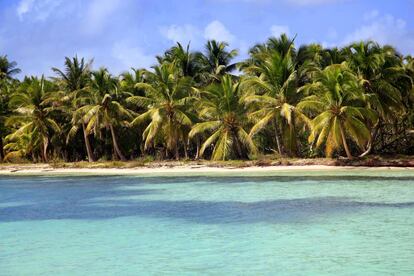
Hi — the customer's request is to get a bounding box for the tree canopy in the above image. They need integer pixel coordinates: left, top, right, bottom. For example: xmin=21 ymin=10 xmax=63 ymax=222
xmin=0 ymin=37 xmax=413 ymax=162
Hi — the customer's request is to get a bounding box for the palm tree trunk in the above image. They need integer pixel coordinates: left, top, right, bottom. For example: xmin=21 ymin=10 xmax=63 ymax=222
xmin=175 ymin=133 xmax=180 ymax=160
xmin=42 ymin=137 xmax=49 ymax=163
xmin=273 ymin=120 xmax=283 ymax=156
xmin=175 ymin=146 xmax=179 ymax=160
xmin=82 ymin=123 xmax=95 ymax=162
xmin=290 ymin=114 xmax=298 ymax=157
xmin=234 ymin=133 xmax=243 ymax=159
xmin=184 ymin=141 xmax=188 ymax=159
xmin=359 ymin=124 xmax=379 ymax=157
xmin=339 ymin=122 xmax=353 ymax=159
xmin=195 ymin=138 xmax=200 ymax=160
xmin=109 ymin=124 xmax=126 ymax=161
xmin=0 ymin=137 xmax=4 ymax=162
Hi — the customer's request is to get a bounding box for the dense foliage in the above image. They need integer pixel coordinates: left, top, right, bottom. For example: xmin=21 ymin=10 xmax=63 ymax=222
xmin=0 ymin=35 xmax=413 ymax=162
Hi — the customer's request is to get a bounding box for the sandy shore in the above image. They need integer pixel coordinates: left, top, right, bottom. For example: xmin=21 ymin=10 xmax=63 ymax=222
xmin=0 ymin=164 xmax=413 ymax=176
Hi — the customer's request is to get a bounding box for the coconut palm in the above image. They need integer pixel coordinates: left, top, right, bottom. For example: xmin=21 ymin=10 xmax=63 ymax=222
xmin=296 ymin=43 xmax=324 ymax=68
xmin=5 ymin=76 xmax=60 ymax=161
xmin=242 ymin=48 xmax=307 ymax=156
xmin=298 ymin=63 xmax=376 ymax=158
xmin=0 ymin=79 xmax=14 ymax=160
xmin=0 ymin=56 xmax=21 ymax=160
xmin=404 ymin=56 xmax=414 ymax=112
xmin=0 ymin=55 xmax=21 ymax=81
xmin=200 ymin=40 xmax=238 ymax=83
xmin=249 ymin=34 xmax=296 ymax=61
xmin=75 ymin=68 xmax=132 ymax=161
xmin=157 ymin=42 xmax=204 ymax=80
xmin=345 ymin=42 xmax=404 ymax=118
xmin=189 ymin=75 xmax=257 ymax=160
xmin=0 ymin=36 xmax=412 ymax=162
xmin=243 ymin=34 xmax=312 ymax=85
xmin=127 ymin=63 xmax=195 ymax=159
xmin=322 ymin=47 xmax=346 ymax=66
xmin=345 ymin=42 xmax=408 ymax=156
xmin=119 ymin=68 xmax=147 ymax=96
xmin=52 ymin=56 xmax=95 ymax=161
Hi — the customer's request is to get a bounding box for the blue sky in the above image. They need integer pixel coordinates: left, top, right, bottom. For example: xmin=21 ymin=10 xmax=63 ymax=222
xmin=0 ymin=0 xmax=413 ymax=77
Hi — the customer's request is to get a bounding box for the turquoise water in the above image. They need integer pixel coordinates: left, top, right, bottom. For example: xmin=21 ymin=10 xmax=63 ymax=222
xmin=1 ymin=171 xmax=414 ymax=275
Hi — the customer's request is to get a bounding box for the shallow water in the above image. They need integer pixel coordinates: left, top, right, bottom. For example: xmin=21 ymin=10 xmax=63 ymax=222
xmin=1 ymin=171 xmax=414 ymax=275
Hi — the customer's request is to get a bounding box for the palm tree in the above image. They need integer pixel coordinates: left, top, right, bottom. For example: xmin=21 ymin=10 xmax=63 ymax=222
xmin=0 ymin=56 xmax=21 ymax=161
xmin=200 ymin=40 xmax=238 ymax=83
xmin=298 ymin=63 xmax=376 ymax=158
xmin=127 ymin=63 xmax=195 ymax=159
xmin=242 ymin=48 xmax=307 ymax=156
xmin=249 ymin=34 xmax=296 ymax=61
xmin=0 ymin=55 xmax=21 ymax=81
xmin=0 ymin=79 xmax=13 ymax=161
xmin=157 ymin=42 xmax=204 ymax=80
xmin=345 ymin=42 xmax=408 ymax=156
xmin=403 ymin=55 xmax=414 ymax=135
xmin=119 ymin=68 xmax=147 ymax=96
xmin=296 ymin=43 xmax=324 ymax=68
xmin=52 ymin=56 xmax=95 ymax=161
xmin=189 ymin=75 xmax=257 ymax=160
xmin=75 ymin=68 xmax=132 ymax=161
xmin=322 ymin=47 xmax=346 ymax=66
xmin=5 ymin=76 xmax=60 ymax=162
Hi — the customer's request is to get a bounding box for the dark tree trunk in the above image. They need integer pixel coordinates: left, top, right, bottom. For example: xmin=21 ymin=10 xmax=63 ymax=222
xmin=174 ymin=136 xmax=180 ymax=160
xmin=195 ymin=138 xmax=200 ymax=160
xmin=42 ymin=137 xmax=49 ymax=163
xmin=359 ymin=124 xmax=379 ymax=157
xmin=175 ymin=146 xmax=179 ymax=160
xmin=0 ymin=137 xmax=4 ymax=162
xmin=339 ymin=122 xmax=353 ymax=159
xmin=234 ymin=133 xmax=243 ymax=159
xmin=109 ymin=124 xmax=126 ymax=161
xmin=82 ymin=123 xmax=95 ymax=162
xmin=273 ymin=120 xmax=283 ymax=156
xmin=184 ymin=141 xmax=188 ymax=159
xmin=289 ymin=114 xmax=298 ymax=157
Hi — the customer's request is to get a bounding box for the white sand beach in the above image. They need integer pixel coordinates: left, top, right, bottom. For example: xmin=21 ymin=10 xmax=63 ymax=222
xmin=0 ymin=164 xmax=413 ymax=176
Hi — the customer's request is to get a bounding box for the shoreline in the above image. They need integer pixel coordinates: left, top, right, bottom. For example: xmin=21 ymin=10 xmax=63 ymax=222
xmin=1 ymin=163 xmax=414 ymax=176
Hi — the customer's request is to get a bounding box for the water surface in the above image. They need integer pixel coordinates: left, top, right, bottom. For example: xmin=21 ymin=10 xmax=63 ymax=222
xmin=1 ymin=171 xmax=414 ymax=275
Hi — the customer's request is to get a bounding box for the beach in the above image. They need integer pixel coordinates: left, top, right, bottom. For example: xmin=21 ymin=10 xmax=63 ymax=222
xmin=1 ymin=163 xmax=413 ymax=176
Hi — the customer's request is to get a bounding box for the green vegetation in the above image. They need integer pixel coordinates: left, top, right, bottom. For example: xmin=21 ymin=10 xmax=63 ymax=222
xmin=0 ymin=35 xmax=413 ymax=163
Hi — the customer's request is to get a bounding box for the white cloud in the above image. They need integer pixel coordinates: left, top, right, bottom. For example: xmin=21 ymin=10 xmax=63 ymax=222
xmin=160 ymin=20 xmax=243 ymax=64
xmin=112 ymin=41 xmax=155 ymax=72
xmin=160 ymin=24 xmax=201 ymax=45
xmin=320 ymin=41 xmax=336 ymax=48
xmin=16 ymin=0 xmax=119 ymax=25
xmin=17 ymin=0 xmax=35 ymax=19
xmin=84 ymin=0 xmax=122 ymax=34
xmin=160 ymin=20 xmax=237 ymax=46
xmin=16 ymin=0 xmax=65 ymax=21
xmin=270 ymin=25 xmax=290 ymax=37
xmin=204 ymin=20 xmax=235 ymax=43
xmin=363 ymin=9 xmax=379 ymax=21
xmin=342 ymin=13 xmax=414 ymax=54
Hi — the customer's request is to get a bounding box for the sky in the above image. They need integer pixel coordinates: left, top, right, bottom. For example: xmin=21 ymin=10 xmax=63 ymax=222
xmin=0 ymin=0 xmax=413 ymax=77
